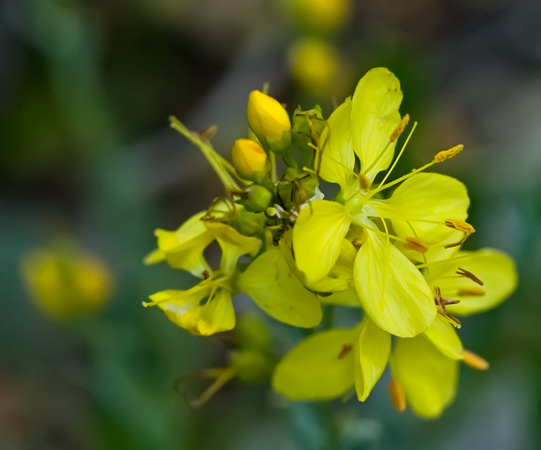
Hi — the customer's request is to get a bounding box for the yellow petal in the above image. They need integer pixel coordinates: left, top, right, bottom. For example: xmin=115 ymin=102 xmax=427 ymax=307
xmin=354 ymin=317 xmax=391 ymax=401
xmin=307 ymin=239 xmax=356 ymax=293
xmin=375 ymin=173 xmax=470 ymax=262
xmin=354 ymin=230 xmax=436 ymax=337
xmin=319 ymin=289 xmax=360 ymax=307
xmin=293 ymin=200 xmax=351 ymax=285
xmin=155 ymin=211 xmax=214 ymax=277
xmin=318 ymin=99 xmax=355 ymax=189
xmin=350 ymin=67 xmax=402 ymax=182
xmin=197 ymin=289 xmax=236 ymax=336
xmin=425 ymin=248 xmax=517 ymax=316
xmin=143 ymin=248 xmax=166 ymax=265
xmin=391 ymin=334 xmax=459 ymax=419
xmin=423 ymin=315 xmax=463 ymax=360
xmin=272 ymin=329 xmax=355 ymax=400
xmin=237 ymin=249 xmax=322 ymax=328
xmin=204 ymin=221 xmax=261 ymax=274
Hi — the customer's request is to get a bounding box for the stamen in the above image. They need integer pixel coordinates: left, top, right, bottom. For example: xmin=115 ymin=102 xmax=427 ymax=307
xmin=433 ymin=144 xmax=464 ymax=163
xmin=403 ymin=236 xmax=428 ymax=253
xmin=456 ymin=268 xmax=484 ymax=286
xmin=457 ymin=286 xmax=485 ymax=297
xmin=338 ymin=344 xmax=353 ymax=359
xmin=462 ymin=350 xmax=489 ymax=371
xmin=390 ymin=114 xmax=410 ymax=142
xmin=202 ymin=270 xmax=210 ymax=280
xmin=434 ymin=286 xmax=462 ymax=327
xmin=389 ymin=379 xmax=406 ymax=412
xmin=358 ymin=173 xmax=371 ymax=190
xmin=189 ymin=366 xmax=236 ymax=408
xmin=445 ymin=219 xmax=475 ymax=234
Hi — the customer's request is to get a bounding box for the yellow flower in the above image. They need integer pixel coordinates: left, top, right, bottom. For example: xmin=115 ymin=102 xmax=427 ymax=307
xmin=247 ymin=90 xmax=291 ymax=144
xmin=230 ymin=138 xmax=268 ymax=181
xmin=273 ymin=248 xmax=517 ymax=417
xmin=288 ymin=0 xmax=351 ymax=34
xmin=21 ymin=243 xmax=112 ymax=320
xmin=288 ymin=38 xmax=344 ymax=95
xmin=293 ymin=67 xmax=472 ymax=338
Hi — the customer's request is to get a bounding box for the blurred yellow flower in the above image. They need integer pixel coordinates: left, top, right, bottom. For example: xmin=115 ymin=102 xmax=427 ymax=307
xmin=288 ymin=0 xmax=351 ymax=34
xmin=289 ymin=38 xmax=344 ymax=95
xmin=21 ymin=243 xmax=112 ymax=320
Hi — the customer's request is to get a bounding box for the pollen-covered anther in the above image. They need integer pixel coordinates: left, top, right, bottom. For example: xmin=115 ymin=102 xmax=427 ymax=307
xmin=463 ymin=350 xmax=489 ymax=371
xmin=338 ymin=344 xmax=353 ymax=359
xmin=390 ymin=114 xmax=410 ymax=142
xmin=433 ymin=144 xmax=464 ymax=163
xmin=389 ymin=379 xmax=406 ymax=412
xmin=457 ymin=286 xmax=485 ymax=297
xmin=403 ymin=236 xmax=428 ymax=253
xmin=456 ymin=268 xmax=484 ymax=286
xmin=358 ymin=173 xmax=371 ymax=190
xmin=444 ymin=219 xmax=475 ymax=234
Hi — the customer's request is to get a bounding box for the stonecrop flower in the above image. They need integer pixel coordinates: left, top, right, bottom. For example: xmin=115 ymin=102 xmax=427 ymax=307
xmin=144 ymin=66 xmax=517 ymax=419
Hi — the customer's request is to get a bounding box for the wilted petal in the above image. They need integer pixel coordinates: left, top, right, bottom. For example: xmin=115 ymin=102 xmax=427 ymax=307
xmin=350 ymin=68 xmax=402 ymax=182
xmin=354 ymin=317 xmax=391 ymax=401
xmin=272 ymin=329 xmax=355 ymax=400
xmin=293 ymin=200 xmax=351 ymax=285
xmin=391 ymin=334 xmax=459 ymax=419
xmin=354 ymin=230 xmax=436 ymax=337
xmin=237 ymin=249 xmax=322 ymax=328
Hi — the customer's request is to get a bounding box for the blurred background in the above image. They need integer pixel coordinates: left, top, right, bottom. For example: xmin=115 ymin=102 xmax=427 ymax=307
xmin=1 ymin=0 xmax=540 ymax=449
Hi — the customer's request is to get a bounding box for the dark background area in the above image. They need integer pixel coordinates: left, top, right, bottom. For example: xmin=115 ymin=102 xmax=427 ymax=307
xmin=1 ymin=0 xmax=540 ymax=449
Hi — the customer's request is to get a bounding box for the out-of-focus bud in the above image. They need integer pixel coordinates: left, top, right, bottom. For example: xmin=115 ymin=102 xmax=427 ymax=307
xmin=242 ymin=184 xmax=272 ymax=213
xmin=21 ymin=243 xmax=112 ymax=320
xmin=231 ymin=138 xmax=268 ymax=181
xmin=230 ymin=349 xmax=273 ymax=384
xmin=289 ymin=38 xmax=343 ymax=96
xmin=234 ymin=314 xmax=271 ymax=350
xmin=289 ymin=0 xmax=351 ymax=34
xmin=247 ymin=90 xmax=291 ymax=144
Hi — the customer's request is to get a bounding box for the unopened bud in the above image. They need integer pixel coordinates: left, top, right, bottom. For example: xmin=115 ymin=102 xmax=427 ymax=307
xmin=231 ymin=139 xmax=268 ymax=180
xmin=247 ymin=90 xmax=291 ymax=143
xmin=242 ymin=184 xmax=272 ymax=213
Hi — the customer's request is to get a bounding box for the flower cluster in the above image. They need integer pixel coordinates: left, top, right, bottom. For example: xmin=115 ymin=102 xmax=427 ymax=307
xmin=145 ymin=68 xmax=517 ymax=418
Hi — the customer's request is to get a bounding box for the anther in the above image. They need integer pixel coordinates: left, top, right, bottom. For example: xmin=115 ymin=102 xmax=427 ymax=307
xmin=403 ymin=236 xmax=428 ymax=253
xmin=434 ymin=286 xmax=462 ymax=327
xmin=338 ymin=344 xmax=353 ymax=359
xmin=445 ymin=219 xmax=475 ymax=234
xmin=359 ymin=173 xmax=371 ymax=190
xmin=457 ymin=286 xmax=485 ymax=297
xmin=389 ymin=379 xmax=406 ymax=412
xmin=462 ymin=350 xmax=489 ymax=371
xmin=456 ymin=268 xmax=484 ymax=286
xmin=433 ymin=144 xmax=464 ymax=163
xmin=202 ymin=270 xmax=210 ymax=280
xmin=198 ymin=125 xmax=218 ymax=141
xmin=390 ymin=114 xmax=410 ymax=143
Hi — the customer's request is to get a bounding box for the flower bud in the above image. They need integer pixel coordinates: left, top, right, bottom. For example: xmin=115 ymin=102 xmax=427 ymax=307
xmin=289 ymin=0 xmax=351 ymax=34
xmin=230 ymin=349 xmax=272 ymax=384
xmin=231 ymin=138 xmax=268 ymax=180
xmin=247 ymin=90 xmax=291 ymax=143
xmin=21 ymin=243 xmax=112 ymax=320
xmin=242 ymin=184 xmax=272 ymax=213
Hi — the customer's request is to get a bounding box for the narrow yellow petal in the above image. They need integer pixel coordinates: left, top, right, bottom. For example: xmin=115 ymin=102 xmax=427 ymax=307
xmin=293 ymin=200 xmax=351 ymax=285
xmin=155 ymin=211 xmax=214 ymax=277
xmin=354 ymin=231 xmax=436 ymax=337
xmin=391 ymin=334 xmax=459 ymax=419
xmin=425 ymin=248 xmax=517 ymax=316
xmin=423 ymin=315 xmax=463 ymax=360
xmin=350 ymin=68 xmax=403 ymax=182
xmin=204 ymin=221 xmax=261 ymax=274
xmin=354 ymin=317 xmax=391 ymax=401
xmin=318 ymin=99 xmax=355 ymax=189
xmin=307 ymin=239 xmax=356 ymax=293
xmin=272 ymin=329 xmax=355 ymax=400
xmin=197 ymin=289 xmax=236 ymax=336
xmin=237 ymin=249 xmax=322 ymax=328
